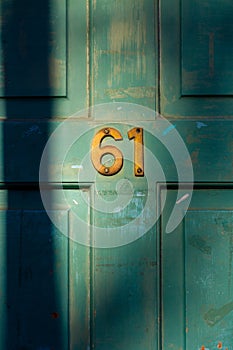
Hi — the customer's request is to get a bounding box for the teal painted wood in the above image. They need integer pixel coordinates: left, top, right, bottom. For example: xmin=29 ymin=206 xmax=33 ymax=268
xmin=0 ymin=191 xmax=69 ymax=349
xmin=1 ymin=119 xmax=233 ymax=183
xmin=182 ymin=1 xmax=233 ymax=96
xmin=0 ymin=188 xmax=93 ymax=349
xmin=161 ymin=189 xmax=233 ymax=350
xmin=2 ymin=0 xmax=233 ymax=349
xmin=160 ymin=0 xmax=233 ymax=117
xmin=91 ymin=0 xmax=157 ymax=109
xmin=92 ymin=231 xmax=157 ymax=350
xmin=0 ymin=0 xmax=88 ymax=118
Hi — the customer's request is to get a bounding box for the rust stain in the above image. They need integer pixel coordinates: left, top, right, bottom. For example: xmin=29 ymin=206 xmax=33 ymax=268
xmin=186 ymin=134 xmax=201 ymax=145
xmin=190 ymin=149 xmax=199 ymax=165
xmin=217 ymin=342 xmax=222 ymax=349
xmin=51 ymin=312 xmax=59 ymax=319
xmin=201 ymin=346 xmax=205 ymax=350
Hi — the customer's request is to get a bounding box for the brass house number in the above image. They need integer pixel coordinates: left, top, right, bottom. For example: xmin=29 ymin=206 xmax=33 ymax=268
xmin=91 ymin=127 xmax=144 ymax=176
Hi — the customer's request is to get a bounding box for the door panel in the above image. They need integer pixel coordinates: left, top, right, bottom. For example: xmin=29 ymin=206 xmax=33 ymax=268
xmin=92 ymin=231 xmax=157 ymax=350
xmin=0 ymin=187 xmax=91 ymax=349
xmin=182 ymin=1 xmax=233 ymax=96
xmin=0 ymin=0 xmax=88 ymax=118
xmin=91 ymin=0 xmax=157 ymax=109
xmin=161 ymin=188 xmax=233 ymax=350
xmin=160 ymin=0 xmax=233 ymax=116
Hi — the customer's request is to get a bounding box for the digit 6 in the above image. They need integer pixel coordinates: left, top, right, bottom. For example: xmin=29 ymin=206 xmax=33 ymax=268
xmin=91 ymin=127 xmax=123 ymax=176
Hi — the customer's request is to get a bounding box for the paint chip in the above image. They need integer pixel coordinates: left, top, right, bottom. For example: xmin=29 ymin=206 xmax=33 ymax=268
xmin=176 ymin=193 xmax=190 ymax=204
xmin=71 ymin=165 xmax=83 ymax=169
xmin=162 ymin=124 xmax=176 ymax=136
xmin=196 ymin=122 xmax=207 ymax=129
xmin=23 ymin=125 xmax=42 ymax=137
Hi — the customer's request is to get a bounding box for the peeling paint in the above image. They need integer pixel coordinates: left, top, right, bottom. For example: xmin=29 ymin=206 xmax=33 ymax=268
xmin=196 ymin=121 xmax=208 ymax=129
xmin=23 ymin=125 xmax=42 ymax=137
xmin=108 ymin=1 xmax=147 ymax=85
xmin=105 ymin=86 xmax=155 ymax=99
xmin=49 ymin=56 xmax=66 ymax=90
xmin=71 ymin=165 xmax=83 ymax=169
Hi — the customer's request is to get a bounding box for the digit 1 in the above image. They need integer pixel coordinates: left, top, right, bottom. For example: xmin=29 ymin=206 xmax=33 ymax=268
xmin=128 ymin=127 xmax=144 ymax=177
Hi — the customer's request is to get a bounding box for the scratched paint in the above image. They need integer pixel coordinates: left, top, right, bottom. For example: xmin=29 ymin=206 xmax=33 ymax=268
xmin=49 ymin=57 xmax=66 ymax=91
xmin=107 ymin=0 xmax=147 ymax=86
xmin=204 ymin=301 xmax=233 ymax=326
xmin=176 ymin=193 xmax=189 ymax=204
xmin=188 ymin=235 xmax=211 ymax=255
xmin=196 ymin=122 xmax=208 ymax=129
xmin=22 ymin=125 xmax=42 ymax=137
xmin=105 ymin=86 xmax=155 ymax=99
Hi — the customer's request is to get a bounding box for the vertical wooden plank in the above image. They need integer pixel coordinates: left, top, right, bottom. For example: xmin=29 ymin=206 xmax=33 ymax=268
xmin=92 ymin=231 xmax=157 ymax=350
xmin=91 ymin=0 xmax=157 ymax=109
xmin=5 ymin=210 xmax=21 ymax=350
xmin=162 ymin=189 xmax=233 ymax=350
xmin=69 ymin=189 xmax=91 ymax=350
xmin=19 ymin=210 xmax=68 ymax=349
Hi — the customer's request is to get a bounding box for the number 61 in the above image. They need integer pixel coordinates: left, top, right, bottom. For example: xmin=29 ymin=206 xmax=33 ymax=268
xmin=91 ymin=127 xmax=144 ymax=177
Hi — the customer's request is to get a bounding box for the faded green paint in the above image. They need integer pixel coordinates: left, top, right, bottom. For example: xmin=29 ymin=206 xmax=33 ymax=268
xmin=0 ymin=0 xmax=88 ymax=119
xmin=91 ymin=0 xmax=157 ymax=108
xmin=1 ymin=0 xmax=233 ymax=349
xmin=162 ymin=190 xmax=233 ymax=350
xmin=204 ymin=302 xmax=233 ymax=327
xmin=160 ymin=0 xmax=233 ymax=117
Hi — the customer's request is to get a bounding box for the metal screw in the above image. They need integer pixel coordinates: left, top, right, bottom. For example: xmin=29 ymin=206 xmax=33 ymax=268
xmin=104 ymin=128 xmax=110 ymax=134
xmin=104 ymin=167 xmax=109 ymax=173
xmin=136 ymin=128 xmax=141 ymax=133
xmin=137 ymin=167 xmax=142 ymax=173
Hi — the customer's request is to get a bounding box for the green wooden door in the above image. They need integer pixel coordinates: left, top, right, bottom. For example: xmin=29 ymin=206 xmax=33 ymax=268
xmin=160 ymin=0 xmax=233 ymax=349
xmin=1 ymin=0 xmax=233 ymax=349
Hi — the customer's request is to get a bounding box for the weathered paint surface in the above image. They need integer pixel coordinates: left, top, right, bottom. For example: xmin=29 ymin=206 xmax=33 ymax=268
xmin=1 ymin=0 xmax=233 ymax=349
xmin=91 ymin=0 xmax=156 ymax=108
xmin=160 ymin=0 xmax=233 ymax=116
xmin=162 ymin=189 xmax=233 ymax=350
